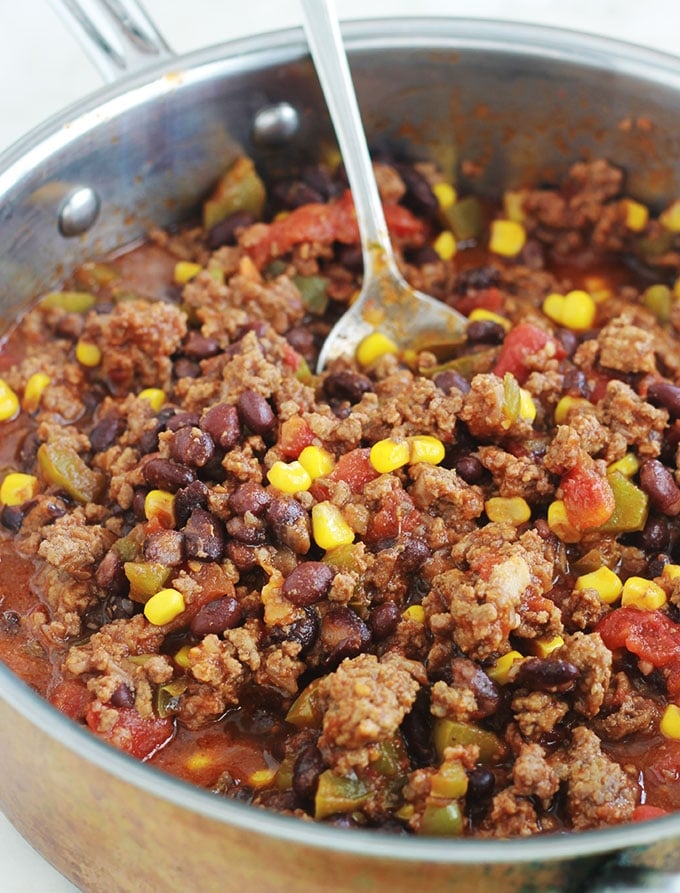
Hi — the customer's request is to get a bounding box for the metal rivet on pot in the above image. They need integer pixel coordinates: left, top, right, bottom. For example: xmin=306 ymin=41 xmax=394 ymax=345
xmin=58 ymin=186 xmax=101 ymax=237
xmin=252 ymin=102 xmax=300 ymax=147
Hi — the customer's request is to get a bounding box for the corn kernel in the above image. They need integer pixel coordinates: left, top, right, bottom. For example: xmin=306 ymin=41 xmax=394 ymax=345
xmin=485 ymin=496 xmax=531 ymax=526
xmin=174 ymin=644 xmax=192 ymax=669
xmin=663 ymin=564 xmax=680 ymax=581
xmin=298 ymin=445 xmax=335 ymax=479
xmin=403 ymin=604 xmax=426 ymax=623
xmin=621 ymin=576 xmax=667 ymax=610
xmin=138 ymin=388 xmax=166 ymax=412
xmin=311 ymin=501 xmax=355 ymax=550
xmin=22 ymin=372 xmax=51 ymax=413
xmin=186 ymin=752 xmax=213 ymax=772
xmin=248 ymin=768 xmax=277 ymax=788
xmin=144 ymin=587 xmax=186 ymax=626
xmin=0 ymin=379 xmax=20 ymax=422
xmin=173 ymin=261 xmax=202 ymax=284
xmin=607 ymin=453 xmax=640 ymax=478
xmin=0 ymin=472 xmax=39 ymax=506
xmin=554 ymin=395 xmax=591 ymax=425
xmin=144 ymin=489 xmax=175 ymax=527
xmin=643 ymin=284 xmax=672 ymax=322
xmin=370 ymin=438 xmax=410 ymax=474
xmin=528 ymin=635 xmax=565 ymax=658
xmin=487 ymin=650 xmax=524 ymax=685
xmin=519 ymin=388 xmax=536 ymax=423
xmin=547 ymin=500 xmax=582 ymax=543
xmin=433 ymin=230 xmax=457 ymax=262
xmin=623 ymin=199 xmax=649 ymax=232
xmin=468 ymin=308 xmax=511 ymax=332
xmin=582 ymin=274 xmax=613 ymax=304
xmin=408 ymin=435 xmax=446 ymax=466
xmin=660 ymin=704 xmax=680 ymax=740
xmin=660 ymin=199 xmax=680 ymax=233
xmin=489 ymin=219 xmax=526 ymax=257
xmin=433 ymin=182 xmax=457 ymax=210
xmin=356 ymin=331 xmax=399 ymax=367
xmin=575 ymin=566 xmax=623 ymax=605
xmin=396 ymin=803 xmax=415 ymax=820
xmin=543 ymin=290 xmax=596 ymax=331
xmin=75 ymin=340 xmax=102 ymax=367
xmin=267 ymin=460 xmax=312 ymax=494
xmin=674 ymin=277 xmax=680 ymax=300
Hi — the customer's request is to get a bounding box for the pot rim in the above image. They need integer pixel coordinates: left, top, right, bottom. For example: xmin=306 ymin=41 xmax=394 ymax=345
xmin=3 ymin=14 xmax=680 ymax=864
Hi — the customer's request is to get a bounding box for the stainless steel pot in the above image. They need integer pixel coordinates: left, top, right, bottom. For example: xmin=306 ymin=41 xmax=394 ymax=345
xmin=2 ymin=4 xmax=680 ymax=891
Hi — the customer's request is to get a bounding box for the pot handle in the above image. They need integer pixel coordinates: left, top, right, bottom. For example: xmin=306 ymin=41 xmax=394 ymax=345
xmin=46 ymin=0 xmax=174 ymax=83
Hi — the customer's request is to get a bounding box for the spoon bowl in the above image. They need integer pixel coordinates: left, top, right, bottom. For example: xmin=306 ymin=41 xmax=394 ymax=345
xmin=300 ymin=0 xmax=468 ymax=371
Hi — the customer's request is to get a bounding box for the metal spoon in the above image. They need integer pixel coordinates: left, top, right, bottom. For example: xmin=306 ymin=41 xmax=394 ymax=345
xmin=300 ymin=0 xmax=467 ymax=372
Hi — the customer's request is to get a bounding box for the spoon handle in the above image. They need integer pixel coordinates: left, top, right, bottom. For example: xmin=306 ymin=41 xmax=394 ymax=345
xmin=299 ymin=0 xmax=396 ymax=279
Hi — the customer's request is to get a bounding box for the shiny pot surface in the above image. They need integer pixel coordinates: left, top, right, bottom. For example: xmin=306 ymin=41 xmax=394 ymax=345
xmin=2 ymin=15 xmax=680 ymax=893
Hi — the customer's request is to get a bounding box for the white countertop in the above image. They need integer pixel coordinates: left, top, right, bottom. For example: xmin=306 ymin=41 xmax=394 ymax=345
xmin=2 ymin=1 xmax=680 ymax=890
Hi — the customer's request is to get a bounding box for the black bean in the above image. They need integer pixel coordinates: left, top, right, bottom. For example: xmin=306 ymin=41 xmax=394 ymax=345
xmin=110 ymin=684 xmax=135 ymax=709
xmin=292 ymin=744 xmax=325 ymax=804
xmin=170 ymin=427 xmax=215 ymax=469
xmin=266 ymin=496 xmax=311 ymax=554
xmin=225 ymin=541 xmax=258 ymax=571
xmin=456 ymin=455 xmax=484 ymax=484
xmin=182 ymin=331 xmax=220 ymax=359
xmin=173 ymin=358 xmax=201 ymax=379
xmin=402 ymin=688 xmax=436 ymax=768
xmin=561 ymin=364 xmax=588 ymax=394
xmin=647 ymin=380 xmax=680 ymax=418
xmin=90 ymin=415 xmax=124 ymax=452
xmin=369 ymin=602 xmax=400 ymax=640
xmin=320 ymin=606 xmax=371 ymax=665
xmin=405 ymin=244 xmax=440 ymax=266
xmin=272 ymin=180 xmax=324 ymax=210
xmin=395 ymin=163 xmax=439 ymax=219
xmin=301 ymin=164 xmax=340 ymax=200
xmin=1 ymin=504 xmax=26 ymax=532
xmin=225 ymin=515 xmax=267 ymax=545
xmin=184 ymin=508 xmax=225 ymax=561
xmin=466 ymin=319 xmax=506 ymax=345
xmin=95 ymin=550 xmax=128 ymax=597
xmin=433 ymin=370 xmax=470 ymax=395
xmin=143 ymin=530 xmax=186 ymax=566
xmin=641 ymin=516 xmax=671 ymax=552
xmin=190 ymin=595 xmax=243 ymax=637
xmin=285 ymin=326 xmax=317 ymax=365
xmin=450 ymin=658 xmax=502 ymax=718
xmin=207 ymin=210 xmax=257 ymax=250
xmin=282 ymin=562 xmax=335 ymax=606
xmin=200 ymin=403 xmax=241 ymax=450
xmin=335 ymin=243 xmax=363 ymax=275
xmin=165 ymin=411 xmax=201 ymax=433
xmin=466 ymin=766 xmax=495 ymax=803
xmin=400 ymin=538 xmax=431 ymax=573
xmin=269 ymin=609 xmax=319 ymax=657
xmin=639 ymin=459 xmax=680 ymax=516
xmin=143 ymin=457 xmax=196 ymax=493
xmin=18 ymin=431 xmax=40 ymax=470
xmin=174 ymin=479 xmax=210 ymax=527
xmin=515 ymin=657 xmax=580 ymax=692
xmin=648 ymin=552 xmax=671 ymax=578
xmin=237 ymin=390 xmax=276 ymax=437
xmin=228 ymin=481 xmax=271 ymax=517
xmin=454 ymin=265 xmax=501 ymax=294
xmin=323 ymin=370 xmax=374 ymax=404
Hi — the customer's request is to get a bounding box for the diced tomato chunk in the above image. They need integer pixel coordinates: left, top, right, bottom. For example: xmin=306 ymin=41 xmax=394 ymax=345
xmin=243 ymin=190 xmax=426 ymax=268
xmin=279 ymin=416 xmax=315 ymax=459
xmin=632 ymin=804 xmax=669 ymax=822
xmin=50 ymin=679 xmax=93 ymax=721
xmin=493 ymin=322 xmax=564 ymax=384
xmin=86 ymin=702 xmax=174 ymax=760
xmin=329 ymin=448 xmax=379 ymax=493
xmin=561 ymin=461 xmax=615 ymax=530
xmin=455 ymin=287 xmax=504 ymax=316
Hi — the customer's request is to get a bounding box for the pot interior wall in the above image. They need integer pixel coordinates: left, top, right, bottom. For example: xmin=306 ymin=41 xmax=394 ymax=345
xmin=1 ymin=22 xmax=680 ymax=330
